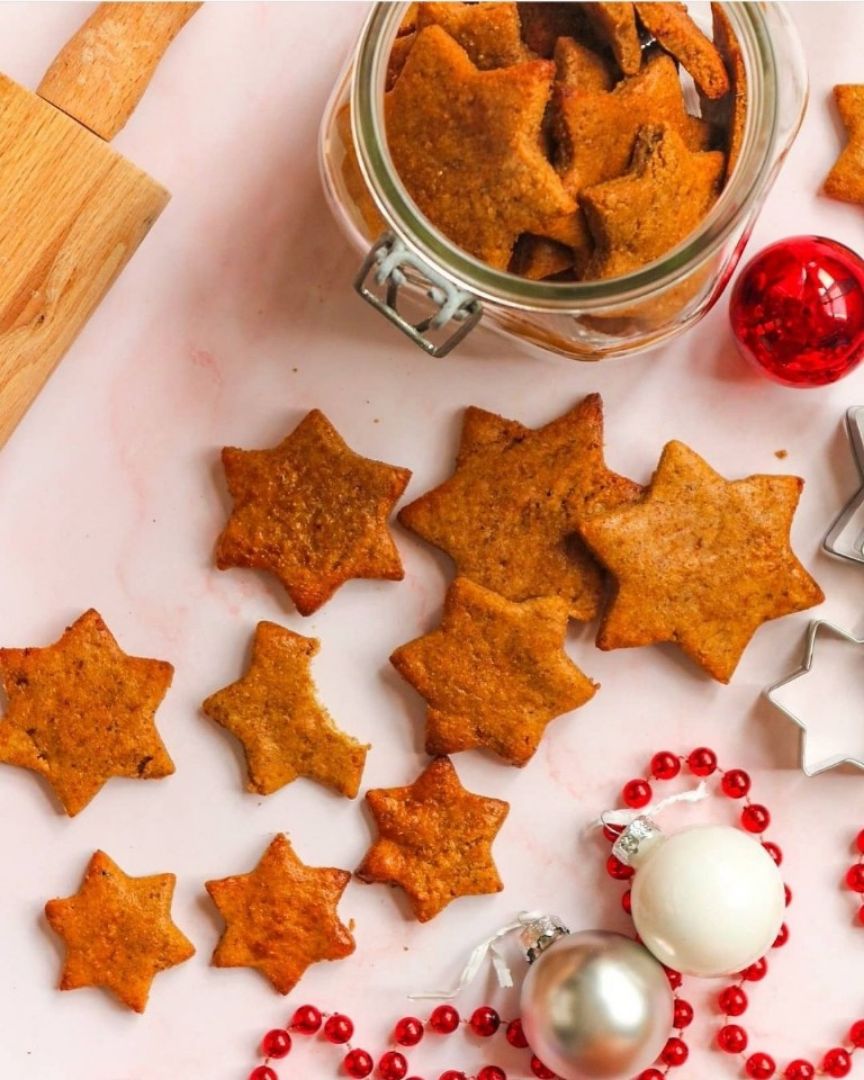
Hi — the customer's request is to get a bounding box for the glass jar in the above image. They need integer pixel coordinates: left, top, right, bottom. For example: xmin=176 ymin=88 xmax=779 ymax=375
xmin=319 ymin=3 xmax=808 ymax=360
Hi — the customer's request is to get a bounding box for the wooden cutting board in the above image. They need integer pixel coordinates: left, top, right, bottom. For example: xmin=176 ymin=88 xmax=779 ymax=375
xmin=0 ymin=2 xmax=200 ymax=448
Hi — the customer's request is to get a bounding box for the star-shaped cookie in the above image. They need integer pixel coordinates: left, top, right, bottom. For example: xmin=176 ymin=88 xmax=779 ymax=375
xmin=580 ymin=440 xmax=825 ymax=682
xmin=215 ymin=410 xmax=411 ymax=616
xmin=45 ymin=851 xmax=194 ymax=1012
xmin=399 ymin=394 xmax=643 ymax=621
xmin=634 ymin=2 xmax=729 ymax=99
xmin=416 ymin=2 xmax=533 ymax=69
xmin=0 ymin=609 xmax=174 ymax=816
xmin=391 ymin=577 xmax=597 ymax=765
xmin=356 ymin=756 xmax=508 ymax=922
xmin=581 ymin=123 xmax=724 ymax=279
xmin=202 ymin=621 xmax=368 ymax=798
xmin=206 ymin=834 xmax=355 ymax=994
xmin=386 ymin=24 xmax=575 ymax=268
xmin=824 ymin=85 xmax=864 ymax=205
xmin=581 ymin=2 xmax=643 ymax=76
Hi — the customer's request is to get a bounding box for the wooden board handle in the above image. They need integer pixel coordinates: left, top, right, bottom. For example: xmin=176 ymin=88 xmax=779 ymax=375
xmin=37 ymin=2 xmax=201 ymax=141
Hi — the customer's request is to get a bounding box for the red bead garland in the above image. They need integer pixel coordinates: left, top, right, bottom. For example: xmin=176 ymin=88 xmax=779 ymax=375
xmin=344 ymin=1049 xmax=373 ymax=1079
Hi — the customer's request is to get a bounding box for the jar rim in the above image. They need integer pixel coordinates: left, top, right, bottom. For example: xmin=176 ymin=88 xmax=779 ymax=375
xmin=351 ymin=2 xmax=804 ymax=313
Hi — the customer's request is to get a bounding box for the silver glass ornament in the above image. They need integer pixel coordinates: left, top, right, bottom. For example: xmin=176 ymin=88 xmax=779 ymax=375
xmin=520 ymin=930 xmax=673 ymax=1080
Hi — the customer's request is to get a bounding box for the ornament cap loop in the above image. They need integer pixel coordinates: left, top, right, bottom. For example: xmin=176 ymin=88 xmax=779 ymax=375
xmin=519 ymin=914 xmax=570 ymax=965
xmin=612 ymin=816 xmax=664 ymax=868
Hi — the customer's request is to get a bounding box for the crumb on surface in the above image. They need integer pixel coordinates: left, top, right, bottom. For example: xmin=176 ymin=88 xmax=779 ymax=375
xmin=775 ymin=449 xmax=788 ymax=459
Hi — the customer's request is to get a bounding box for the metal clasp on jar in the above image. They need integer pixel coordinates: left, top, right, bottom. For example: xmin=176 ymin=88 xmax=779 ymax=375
xmin=354 ymin=234 xmax=483 ymax=357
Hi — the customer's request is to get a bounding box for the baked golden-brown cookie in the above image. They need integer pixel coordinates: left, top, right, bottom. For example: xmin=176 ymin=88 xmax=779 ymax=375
xmin=356 ymin=756 xmax=508 ymax=921
xmin=391 ymin=577 xmax=597 ymax=765
xmin=45 ymin=851 xmax=194 ymax=1012
xmin=554 ymin=35 xmax=616 ymax=93
xmin=202 ymin=621 xmax=369 ymax=798
xmin=635 ymin=2 xmax=729 ymax=99
xmin=215 ymin=409 xmax=411 ymax=616
xmin=206 ymin=834 xmax=355 ymax=994
xmin=824 ymin=85 xmax=864 ymax=205
xmin=386 ymin=25 xmax=575 ymax=269
xmin=708 ymin=2 xmax=747 ymax=180
xmin=580 ymin=440 xmax=825 ymax=682
xmin=581 ymin=2 xmax=643 ymax=75
xmin=399 ymin=394 xmax=642 ymax=621
xmin=0 ymin=609 xmax=174 ymax=816
xmin=416 ymin=2 xmax=534 ymax=69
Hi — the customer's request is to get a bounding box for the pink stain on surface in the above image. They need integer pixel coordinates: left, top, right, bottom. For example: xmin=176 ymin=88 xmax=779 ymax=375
xmin=189 ymin=346 xmax=224 ymax=389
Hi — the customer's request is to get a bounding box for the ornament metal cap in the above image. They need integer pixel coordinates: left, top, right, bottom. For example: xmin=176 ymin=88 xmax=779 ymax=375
xmin=519 ymin=914 xmax=570 ymax=965
xmin=612 ymin=816 xmax=664 ymax=868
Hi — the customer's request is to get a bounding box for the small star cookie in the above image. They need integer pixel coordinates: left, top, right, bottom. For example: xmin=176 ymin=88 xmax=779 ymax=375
xmin=0 ymin=609 xmax=174 ymax=816
xmin=581 ymin=2 xmax=643 ymax=76
xmin=824 ymin=85 xmax=864 ymax=205
xmin=399 ymin=394 xmax=642 ymax=621
xmin=202 ymin=621 xmax=369 ymax=798
xmin=45 ymin=851 xmax=194 ymax=1012
xmin=215 ymin=410 xmax=411 ymax=615
xmin=391 ymin=577 xmax=597 ymax=765
xmin=206 ymin=834 xmax=355 ymax=994
xmin=580 ymin=440 xmax=825 ymax=682
xmin=386 ymin=25 xmax=575 ymax=268
xmin=554 ymin=36 xmax=615 ymax=93
xmin=635 ymin=2 xmax=729 ymax=99
xmin=356 ymin=756 xmax=508 ymax=921
xmin=416 ymin=3 xmax=534 ymax=69
xmin=707 ymin=2 xmax=747 ymax=180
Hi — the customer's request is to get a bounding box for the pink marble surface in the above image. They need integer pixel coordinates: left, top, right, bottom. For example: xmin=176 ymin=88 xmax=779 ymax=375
xmin=2 ymin=3 xmax=864 ymax=1078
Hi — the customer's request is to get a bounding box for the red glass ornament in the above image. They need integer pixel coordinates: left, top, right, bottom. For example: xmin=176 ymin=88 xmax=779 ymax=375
xmin=506 ymin=1019 xmax=528 ymax=1049
xmin=429 ymin=1005 xmax=460 ymax=1035
xmin=722 ymin=769 xmax=751 ymax=799
xmin=822 ymin=1048 xmax=852 ymax=1077
xmin=730 ymin=236 xmax=864 ymax=387
xmin=742 ymin=957 xmax=768 ymax=982
xmin=660 ymin=1036 xmax=688 ymax=1067
xmin=746 ymin=1053 xmax=777 ymax=1079
xmin=378 ymin=1052 xmax=408 ymax=1080
xmin=637 ymin=1072 xmax=665 ymax=1080
xmin=394 ymin=1017 xmax=424 ymax=1047
xmin=344 ymin=1050 xmax=374 ymax=1079
xmin=718 ymin=1024 xmax=749 ymax=1053
xmin=784 ymin=1063 xmax=815 ymax=1080
xmin=621 ymin=889 xmax=632 ymax=914
xmin=650 ymin=751 xmax=681 ymax=780
xmin=742 ymin=804 xmax=771 ymax=833
xmin=719 ymin=985 xmax=748 ymax=1016
xmin=606 ymin=854 xmax=634 ymax=880
xmin=763 ymin=842 xmax=783 ymax=866
xmin=291 ymin=1004 xmax=322 ymax=1035
xmin=673 ymin=999 xmax=694 ymax=1029
xmin=773 ymin=923 xmax=789 ymax=948
xmin=850 ymin=1019 xmax=864 ymax=1047
xmin=261 ymin=1029 xmax=292 ymax=1059
xmin=439 ymin=1072 xmax=467 ymax=1080
xmin=530 ymin=1057 xmax=556 ymax=1079
xmin=856 ymin=829 xmax=864 ymax=854
xmin=477 ymin=1069 xmax=506 ymax=1080
xmin=687 ymin=747 xmax=717 ymax=776
xmin=623 ymin=778 xmax=652 ymax=809
xmin=469 ymin=1006 xmax=500 ymax=1037
xmin=324 ymin=1014 xmax=354 ymax=1044
xmin=845 ymin=863 xmax=864 ymax=892
xmin=249 ymin=1069 xmax=278 ymax=1080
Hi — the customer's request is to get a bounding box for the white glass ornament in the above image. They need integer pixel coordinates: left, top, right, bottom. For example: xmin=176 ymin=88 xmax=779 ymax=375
xmin=616 ymin=819 xmax=785 ymax=978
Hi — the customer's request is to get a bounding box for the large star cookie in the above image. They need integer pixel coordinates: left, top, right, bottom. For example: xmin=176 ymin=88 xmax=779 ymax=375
xmin=45 ymin=851 xmax=194 ymax=1012
xmin=580 ymin=441 xmax=825 ymax=682
xmin=386 ymin=25 xmax=575 ymax=268
xmin=391 ymin=577 xmax=597 ymax=765
xmin=824 ymin=85 xmax=864 ymax=205
xmin=399 ymin=394 xmax=642 ymax=621
xmin=356 ymin=756 xmax=508 ymax=921
xmin=206 ymin=834 xmax=355 ymax=994
xmin=202 ymin=621 xmax=368 ymax=798
xmin=416 ymin=2 xmax=533 ymax=69
xmin=215 ymin=410 xmax=411 ymax=615
xmin=0 ymin=609 xmax=174 ymax=815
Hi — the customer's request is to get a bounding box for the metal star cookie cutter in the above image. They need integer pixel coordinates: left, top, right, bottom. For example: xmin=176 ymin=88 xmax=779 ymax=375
xmin=764 ymin=620 xmax=864 ymax=776
xmin=824 ymin=406 xmax=864 ymax=563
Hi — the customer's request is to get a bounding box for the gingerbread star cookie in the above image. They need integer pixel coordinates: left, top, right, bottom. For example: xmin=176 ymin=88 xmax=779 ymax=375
xmin=416 ymin=3 xmax=533 ymax=70
xmin=581 ymin=123 xmax=724 ymax=279
xmin=202 ymin=621 xmax=368 ymax=798
xmin=215 ymin=410 xmax=411 ymax=616
xmin=391 ymin=577 xmax=597 ymax=765
xmin=399 ymin=394 xmax=642 ymax=621
xmin=554 ymin=36 xmax=615 ymax=93
xmin=45 ymin=851 xmax=194 ymax=1012
xmin=634 ymin=2 xmax=729 ymax=99
xmin=206 ymin=834 xmax=355 ymax=994
xmin=356 ymin=756 xmax=508 ymax=922
xmin=708 ymin=2 xmax=747 ymax=180
xmin=386 ymin=25 xmax=575 ymax=269
xmin=580 ymin=441 xmax=825 ymax=683
xmin=824 ymin=85 xmax=864 ymax=205
xmin=0 ymin=609 xmax=174 ymax=816
xmin=581 ymin=2 xmax=643 ymax=76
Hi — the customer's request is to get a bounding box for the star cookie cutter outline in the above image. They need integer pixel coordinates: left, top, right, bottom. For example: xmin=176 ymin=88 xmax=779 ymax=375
xmin=764 ymin=619 xmax=864 ymax=776
xmin=824 ymin=406 xmax=864 ymax=564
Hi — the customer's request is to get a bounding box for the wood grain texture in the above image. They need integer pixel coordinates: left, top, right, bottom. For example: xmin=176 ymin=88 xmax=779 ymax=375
xmin=0 ymin=75 xmax=169 ymax=448
xmin=37 ymin=1 xmax=201 ymax=141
